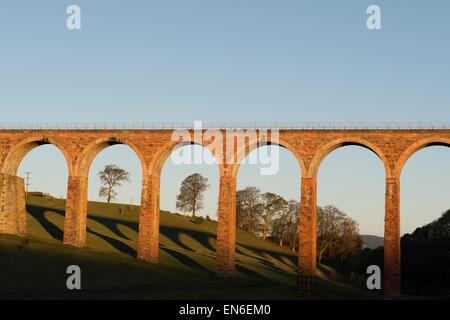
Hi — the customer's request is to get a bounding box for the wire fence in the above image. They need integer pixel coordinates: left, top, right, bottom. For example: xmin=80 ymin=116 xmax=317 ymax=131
xmin=0 ymin=122 xmax=448 ymax=130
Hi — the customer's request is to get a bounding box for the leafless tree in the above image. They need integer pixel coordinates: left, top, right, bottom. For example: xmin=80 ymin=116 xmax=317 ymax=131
xmin=261 ymin=192 xmax=288 ymax=240
xmin=287 ymin=200 xmax=301 ymax=251
xmin=236 ymin=186 xmax=264 ymax=234
xmin=272 ymin=200 xmax=300 ymax=248
xmin=176 ymin=173 xmax=209 ymax=217
xmin=98 ymin=164 xmax=131 ymax=203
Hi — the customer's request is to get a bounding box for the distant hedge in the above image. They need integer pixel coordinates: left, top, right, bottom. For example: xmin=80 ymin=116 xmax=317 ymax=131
xmin=27 ymin=192 xmax=44 ymax=197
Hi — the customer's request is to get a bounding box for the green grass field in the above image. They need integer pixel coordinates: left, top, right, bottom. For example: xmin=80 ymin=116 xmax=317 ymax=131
xmin=0 ymin=193 xmax=380 ymax=300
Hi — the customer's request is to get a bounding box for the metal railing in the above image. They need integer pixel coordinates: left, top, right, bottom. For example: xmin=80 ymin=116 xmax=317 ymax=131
xmin=0 ymin=122 xmax=448 ymax=130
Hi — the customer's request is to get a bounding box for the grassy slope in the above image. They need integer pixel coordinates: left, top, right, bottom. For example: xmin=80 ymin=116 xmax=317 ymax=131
xmin=0 ymin=194 xmax=379 ymax=300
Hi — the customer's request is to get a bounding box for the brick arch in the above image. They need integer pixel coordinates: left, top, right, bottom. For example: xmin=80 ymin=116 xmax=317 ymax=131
xmin=150 ymin=139 xmax=223 ymax=177
xmin=231 ymin=137 xmax=306 ymax=178
xmin=138 ymin=134 xmax=223 ymax=264
xmin=308 ymin=138 xmax=391 ymax=179
xmin=63 ymin=136 xmax=148 ymax=248
xmin=76 ymin=136 xmax=147 ymax=177
xmin=2 ymin=136 xmax=73 ymax=176
xmin=394 ymin=137 xmax=450 ymax=178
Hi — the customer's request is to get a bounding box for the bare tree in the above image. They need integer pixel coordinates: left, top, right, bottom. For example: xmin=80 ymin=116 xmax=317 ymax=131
xmin=273 ymin=200 xmax=300 ymax=247
xmin=176 ymin=173 xmax=209 ymax=217
xmin=98 ymin=164 xmax=131 ymax=203
xmin=236 ymin=186 xmax=264 ymax=234
xmin=261 ymin=192 xmax=288 ymax=240
xmin=272 ymin=207 xmax=291 ymax=246
xmin=286 ymin=200 xmax=301 ymax=251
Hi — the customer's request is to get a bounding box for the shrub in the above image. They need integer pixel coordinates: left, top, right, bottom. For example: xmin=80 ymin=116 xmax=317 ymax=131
xmin=190 ymin=216 xmax=205 ymax=224
xmin=28 ymin=192 xmax=44 ymax=197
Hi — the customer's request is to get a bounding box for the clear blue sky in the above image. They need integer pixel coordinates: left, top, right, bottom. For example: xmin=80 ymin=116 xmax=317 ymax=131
xmin=2 ymin=1 xmax=449 ymax=236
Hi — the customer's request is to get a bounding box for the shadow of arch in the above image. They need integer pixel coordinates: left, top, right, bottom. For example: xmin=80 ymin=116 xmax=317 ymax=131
xmin=86 ymin=215 xmax=134 ymax=241
xmin=26 ymin=204 xmax=64 ymax=241
xmin=84 ymin=216 xmax=218 ymax=254
xmin=309 ymin=138 xmax=391 ymax=179
xmin=394 ymin=138 xmax=450 ymax=177
xmin=160 ymin=226 xmax=217 ymax=253
xmin=27 ymin=200 xmax=221 ymax=259
xmin=160 ymin=247 xmax=215 ymax=276
xmin=235 ymin=244 xmax=268 ymax=260
xmin=86 ymin=227 xmax=137 ymax=258
xmin=235 ymin=242 xmax=298 ymax=274
xmin=27 ymin=200 xmax=302 ymax=282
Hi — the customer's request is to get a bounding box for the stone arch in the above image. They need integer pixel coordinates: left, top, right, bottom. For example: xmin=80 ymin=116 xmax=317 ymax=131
xmin=63 ymin=136 xmax=147 ymax=248
xmin=2 ymin=136 xmax=73 ymax=176
xmin=75 ymin=136 xmax=147 ymax=177
xmin=150 ymin=138 xmax=224 ymax=177
xmin=308 ymin=138 xmax=391 ymax=179
xmin=394 ymin=137 xmax=450 ymax=178
xmin=137 ymin=132 xmax=223 ymax=264
xmin=230 ymin=135 xmax=306 ymax=178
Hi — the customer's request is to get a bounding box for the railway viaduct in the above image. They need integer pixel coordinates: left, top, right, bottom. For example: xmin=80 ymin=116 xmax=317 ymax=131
xmin=0 ymin=123 xmax=448 ymax=300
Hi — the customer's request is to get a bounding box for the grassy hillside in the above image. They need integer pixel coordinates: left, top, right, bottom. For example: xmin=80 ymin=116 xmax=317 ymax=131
xmin=0 ymin=193 xmax=380 ymax=300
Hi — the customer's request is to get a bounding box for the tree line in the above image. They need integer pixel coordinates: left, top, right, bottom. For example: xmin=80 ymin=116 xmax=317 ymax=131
xmin=236 ymin=186 xmax=362 ymax=262
xmin=175 ymin=173 xmax=362 ymax=263
xmin=400 ymin=208 xmax=450 ymax=296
